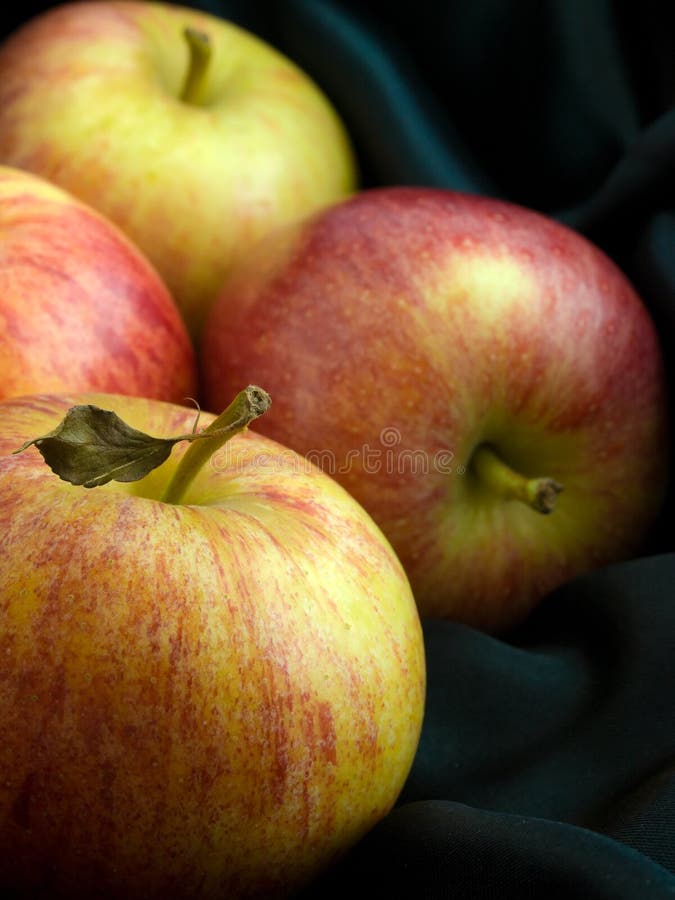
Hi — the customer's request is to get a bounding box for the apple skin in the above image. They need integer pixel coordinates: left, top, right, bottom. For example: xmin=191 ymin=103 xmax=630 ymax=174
xmin=0 ymin=165 xmax=197 ymax=404
xmin=0 ymin=1 xmax=357 ymax=338
xmin=0 ymin=391 xmax=425 ymax=900
xmin=200 ymin=186 xmax=670 ymax=631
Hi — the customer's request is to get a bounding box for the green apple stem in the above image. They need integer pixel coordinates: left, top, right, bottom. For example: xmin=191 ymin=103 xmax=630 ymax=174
xmin=180 ymin=26 xmax=212 ymax=105
xmin=470 ymin=444 xmax=563 ymax=514
xmin=161 ymin=386 xmax=271 ymax=504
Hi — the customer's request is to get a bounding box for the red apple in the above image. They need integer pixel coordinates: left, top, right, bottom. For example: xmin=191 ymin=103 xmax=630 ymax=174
xmin=0 ymin=165 xmax=197 ymax=403
xmin=0 ymin=1 xmax=357 ymax=337
xmin=0 ymin=388 xmax=425 ymax=899
xmin=200 ymin=186 xmax=669 ymax=631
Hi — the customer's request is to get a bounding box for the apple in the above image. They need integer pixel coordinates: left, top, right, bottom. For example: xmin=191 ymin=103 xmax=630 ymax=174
xmin=0 ymin=1 xmax=357 ymax=338
xmin=0 ymin=164 xmax=197 ymax=404
xmin=200 ymin=186 xmax=670 ymax=632
xmin=0 ymin=388 xmax=425 ymax=899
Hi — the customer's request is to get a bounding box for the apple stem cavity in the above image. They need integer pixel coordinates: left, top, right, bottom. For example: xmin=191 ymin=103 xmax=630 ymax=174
xmin=180 ymin=26 xmax=212 ymax=106
xmin=161 ymin=386 xmax=272 ymax=503
xmin=470 ymin=444 xmax=563 ymax=514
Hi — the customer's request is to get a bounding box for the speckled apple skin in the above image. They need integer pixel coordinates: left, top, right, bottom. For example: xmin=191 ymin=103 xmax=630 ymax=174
xmin=201 ymin=187 xmax=669 ymax=630
xmin=0 ymin=393 xmax=425 ymax=899
xmin=0 ymin=166 xmax=197 ymax=403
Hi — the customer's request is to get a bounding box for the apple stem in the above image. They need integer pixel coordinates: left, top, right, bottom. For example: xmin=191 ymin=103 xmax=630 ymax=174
xmin=180 ymin=26 xmax=212 ymax=105
xmin=470 ymin=444 xmax=563 ymax=514
xmin=161 ymin=386 xmax=272 ymax=504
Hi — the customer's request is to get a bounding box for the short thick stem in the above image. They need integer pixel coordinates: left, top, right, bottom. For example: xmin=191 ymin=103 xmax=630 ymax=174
xmin=180 ymin=26 xmax=212 ymax=105
xmin=161 ymin=386 xmax=271 ymax=504
xmin=470 ymin=444 xmax=562 ymax=514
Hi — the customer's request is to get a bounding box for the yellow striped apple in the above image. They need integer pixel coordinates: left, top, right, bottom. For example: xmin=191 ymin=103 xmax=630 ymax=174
xmin=0 ymin=1 xmax=357 ymax=337
xmin=0 ymin=388 xmax=425 ymax=900
xmin=0 ymin=165 xmax=197 ymax=403
xmin=200 ymin=187 xmax=670 ymax=632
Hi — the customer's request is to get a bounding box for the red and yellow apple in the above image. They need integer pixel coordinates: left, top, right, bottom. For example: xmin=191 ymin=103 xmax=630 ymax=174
xmin=0 ymin=165 xmax=197 ymax=403
xmin=200 ymin=186 xmax=670 ymax=631
xmin=0 ymin=1 xmax=357 ymax=337
xmin=0 ymin=389 xmax=425 ymax=899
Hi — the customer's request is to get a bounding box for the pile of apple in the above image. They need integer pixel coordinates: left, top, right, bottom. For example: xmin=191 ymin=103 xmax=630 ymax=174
xmin=0 ymin=2 xmax=669 ymax=899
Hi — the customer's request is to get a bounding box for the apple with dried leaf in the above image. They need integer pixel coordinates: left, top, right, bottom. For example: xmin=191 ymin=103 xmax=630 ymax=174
xmin=0 ymin=387 xmax=425 ymax=900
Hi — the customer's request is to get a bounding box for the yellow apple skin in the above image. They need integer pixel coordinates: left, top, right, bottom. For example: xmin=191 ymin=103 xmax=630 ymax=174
xmin=0 ymin=2 xmax=357 ymax=338
xmin=0 ymin=392 xmax=425 ymax=900
xmin=200 ymin=187 xmax=670 ymax=631
xmin=0 ymin=165 xmax=197 ymax=403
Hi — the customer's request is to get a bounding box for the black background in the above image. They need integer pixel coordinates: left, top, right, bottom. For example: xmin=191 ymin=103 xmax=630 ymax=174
xmin=1 ymin=2 xmax=674 ymax=898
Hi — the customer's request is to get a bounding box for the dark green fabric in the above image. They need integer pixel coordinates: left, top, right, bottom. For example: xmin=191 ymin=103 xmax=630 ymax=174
xmin=303 ymin=556 xmax=675 ymax=897
xmin=189 ymin=4 xmax=675 ymax=896
xmin=1 ymin=2 xmax=674 ymax=897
